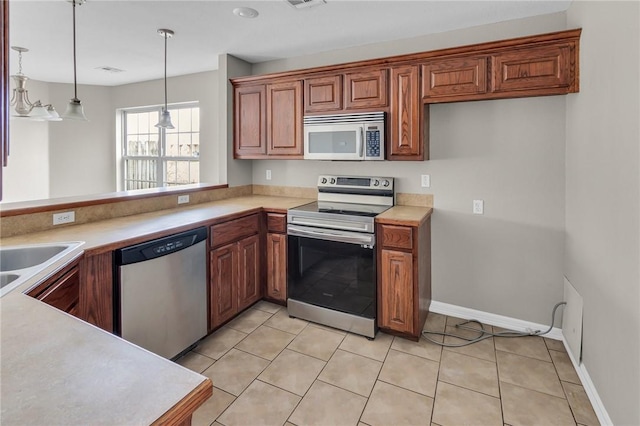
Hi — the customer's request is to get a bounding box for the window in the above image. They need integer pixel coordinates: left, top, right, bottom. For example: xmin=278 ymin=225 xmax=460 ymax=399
xmin=121 ymin=103 xmax=200 ymax=190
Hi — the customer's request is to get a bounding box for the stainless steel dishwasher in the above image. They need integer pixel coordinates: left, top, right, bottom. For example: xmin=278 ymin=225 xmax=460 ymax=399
xmin=114 ymin=227 xmax=208 ymax=360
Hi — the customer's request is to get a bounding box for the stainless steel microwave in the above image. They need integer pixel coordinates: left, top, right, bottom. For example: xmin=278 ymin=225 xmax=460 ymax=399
xmin=303 ymin=112 xmax=385 ymax=161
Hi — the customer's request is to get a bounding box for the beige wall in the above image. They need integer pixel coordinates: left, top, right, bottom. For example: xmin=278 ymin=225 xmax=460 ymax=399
xmin=565 ymin=1 xmax=640 ymax=424
xmin=112 ymin=70 xmax=220 ymax=187
xmin=3 ymin=80 xmax=50 ymax=202
xmin=47 ymin=83 xmax=114 ymax=198
xmin=250 ymin=13 xmax=568 ymax=326
xmin=4 ymin=70 xmax=221 ymax=202
xmin=219 ymin=54 xmax=253 ymax=187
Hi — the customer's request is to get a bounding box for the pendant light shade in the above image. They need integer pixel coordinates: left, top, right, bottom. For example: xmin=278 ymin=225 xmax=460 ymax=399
xmin=61 ymin=0 xmax=88 ymax=121
xmin=155 ymin=29 xmax=174 ymax=129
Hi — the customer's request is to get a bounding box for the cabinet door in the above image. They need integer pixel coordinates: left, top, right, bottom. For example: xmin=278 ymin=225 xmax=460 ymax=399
xmin=304 ymin=75 xmax=343 ymax=113
xmin=344 ymin=69 xmax=388 ymax=110
xmin=379 ymin=249 xmax=414 ymax=334
xmin=210 ymin=243 xmax=238 ymax=329
xmin=267 ymin=80 xmax=303 ymax=157
xmin=237 ymin=234 xmax=261 ymax=311
xmin=422 ymin=56 xmax=488 ymax=100
xmin=266 ymin=233 xmax=287 ymax=302
xmin=234 ymin=84 xmax=267 ymax=158
xmin=389 ymin=65 xmax=423 ymax=160
xmin=29 ymin=266 xmax=80 ymax=316
xmin=492 ymin=44 xmax=571 ymax=93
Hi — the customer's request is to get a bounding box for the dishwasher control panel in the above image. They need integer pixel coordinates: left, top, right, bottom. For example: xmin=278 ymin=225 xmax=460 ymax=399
xmin=143 ymin=237 xmax=189 ymax=258
xmin=116 ymin=227 xmax=208 ymax=265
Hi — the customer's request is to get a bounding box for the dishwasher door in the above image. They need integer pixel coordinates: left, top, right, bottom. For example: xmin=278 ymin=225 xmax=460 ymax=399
xmin=115 ymin=227 xmax=208 ymax=360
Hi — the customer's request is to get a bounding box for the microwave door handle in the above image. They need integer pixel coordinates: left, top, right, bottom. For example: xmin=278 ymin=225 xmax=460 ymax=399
xmin=359 ymin=128 xmax=365 ymax=158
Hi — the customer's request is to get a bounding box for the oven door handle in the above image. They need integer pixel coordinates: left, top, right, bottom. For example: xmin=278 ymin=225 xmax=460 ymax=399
xmin=288 ymin=225 xmax=375 ymax=246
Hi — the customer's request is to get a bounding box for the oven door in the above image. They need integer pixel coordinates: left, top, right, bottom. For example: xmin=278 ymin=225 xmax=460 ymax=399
xmin=287 ymin=225 xmax=376 ymax=319
xmin=304 ymin=123 xmax=364 ymax=160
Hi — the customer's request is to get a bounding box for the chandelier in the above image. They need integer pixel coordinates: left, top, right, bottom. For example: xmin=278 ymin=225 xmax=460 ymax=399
xmin=10 ymin=46 xmax=61 ymax=121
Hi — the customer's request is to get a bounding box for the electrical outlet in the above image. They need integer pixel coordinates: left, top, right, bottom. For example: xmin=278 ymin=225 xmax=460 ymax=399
xmin=421 ymin=174 xmax=430 ymax=188
xmin=266 ymin=170 xmax=272 ymax=180
xmin=473 ymin=200 xmax=484 ymax=215
xmin=53 ymin=211 xmax=75 ymax=225
xmin=178 ymin=195 xmax=190 ymax=204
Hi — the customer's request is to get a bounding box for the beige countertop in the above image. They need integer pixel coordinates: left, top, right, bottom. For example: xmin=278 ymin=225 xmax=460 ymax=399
xmin=376 ymin=205 xmax=433 ymax=226
xmin=0 ymin=195 xmax=314 ymax=255
xmin=0 ymin=195 xmax=313 ymax=425
xmin=0 ymin=194 xmax=429 ymax=425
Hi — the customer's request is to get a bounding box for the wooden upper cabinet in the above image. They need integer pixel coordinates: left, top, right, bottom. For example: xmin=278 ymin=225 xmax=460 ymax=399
xmin=304 ymin=75 xmax=343 ymax=113
xmin=266 ymin=80 xmax=303 ymax=157
xmin=345 ymin=69 xmax=388 ymax=110
xmin=422 ymin=56 xmax=488 ymax=101
xmin=491 ymin=43 xmax=573 ymax=94
xmin=234 ymin=84 xmax=266 ymax=158
xmin=389 ymin=65 xmax=424 ymax=160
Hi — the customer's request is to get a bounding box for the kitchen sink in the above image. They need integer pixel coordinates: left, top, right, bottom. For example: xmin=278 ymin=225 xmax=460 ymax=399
xmin=1 ymin=245 xmax=69 ymax=272
xmin=0 ymin=242 xmax=84 ymax=297
xmin=0 ymin=273 xmax=20 ymax=289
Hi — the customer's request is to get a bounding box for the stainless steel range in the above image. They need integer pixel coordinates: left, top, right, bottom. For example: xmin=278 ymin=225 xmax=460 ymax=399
xmin=287 ymin=175 xmax=394 ymax=338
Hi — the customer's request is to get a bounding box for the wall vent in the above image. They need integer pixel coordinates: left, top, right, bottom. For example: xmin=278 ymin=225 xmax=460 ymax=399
xmin=96 ymin=66 xmax=125 ymax=73
xmin=285 ymin=0 xmax=326 ymax=9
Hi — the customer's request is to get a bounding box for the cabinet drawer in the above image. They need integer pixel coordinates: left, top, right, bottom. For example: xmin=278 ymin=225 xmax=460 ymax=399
xmin=491 ymin=44 xmax=571 ymax=93
xmin=266 ymin=213 xmax=287 ymax=233
xmin=422 ymin=56 xmax=488 ymax=99
xmin=211 ymin=214 xmax=260 ymax=248
xmin=380 ymin=225 xmax=413 ymax=250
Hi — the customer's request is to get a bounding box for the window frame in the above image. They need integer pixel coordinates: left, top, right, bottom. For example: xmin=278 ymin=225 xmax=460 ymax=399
xmin=120 ymin=102 xmax=200 ymax=190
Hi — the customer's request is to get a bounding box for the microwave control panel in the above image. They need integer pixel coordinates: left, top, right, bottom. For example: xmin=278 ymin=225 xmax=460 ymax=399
xmin=365 ymin=124 xmax=384 ymax=160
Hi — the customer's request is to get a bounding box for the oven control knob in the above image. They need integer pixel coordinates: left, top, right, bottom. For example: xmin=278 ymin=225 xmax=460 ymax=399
xmin=373 ymin=179 xmax=380 ymax=186
xmin=330 ymin=178 xmax=336 ymax=184
xmin=321 ymin=177 xmax=327 ymax=184
xmin=382 ymin=179 xmax=390 ymax=187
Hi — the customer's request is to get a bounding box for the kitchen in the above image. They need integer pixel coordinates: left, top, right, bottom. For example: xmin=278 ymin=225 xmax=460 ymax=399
xmin=1 ymin=1 xmax=638 ymax=426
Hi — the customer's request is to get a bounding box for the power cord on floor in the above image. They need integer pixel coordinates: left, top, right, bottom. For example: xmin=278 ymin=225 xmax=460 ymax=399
xmin=421 ymin=301 xmax=567 ymax=347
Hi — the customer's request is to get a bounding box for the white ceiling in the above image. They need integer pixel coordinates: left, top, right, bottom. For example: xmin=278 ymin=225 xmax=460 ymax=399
xmin=9 ymin=0 xmax=571 ymax=86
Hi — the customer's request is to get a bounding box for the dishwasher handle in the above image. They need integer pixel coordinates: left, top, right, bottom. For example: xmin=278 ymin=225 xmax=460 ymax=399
xmin=115 ymin=227 xmax=208 ymax=266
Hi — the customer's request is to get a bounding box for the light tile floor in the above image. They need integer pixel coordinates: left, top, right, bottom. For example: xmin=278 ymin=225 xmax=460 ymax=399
xmin=177 ymin=301 xmax=599 ymax=426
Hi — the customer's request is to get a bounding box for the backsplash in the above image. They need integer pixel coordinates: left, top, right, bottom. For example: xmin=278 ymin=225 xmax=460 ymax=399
xmin=0 ymin=184 xmax=432 ymax=238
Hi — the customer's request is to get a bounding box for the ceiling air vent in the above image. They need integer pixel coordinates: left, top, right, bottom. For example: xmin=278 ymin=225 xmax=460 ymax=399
xmin=285 ymin=0 xmax=326 ymax=9
xmin=96 ymin=66 xmax=125 ymax=73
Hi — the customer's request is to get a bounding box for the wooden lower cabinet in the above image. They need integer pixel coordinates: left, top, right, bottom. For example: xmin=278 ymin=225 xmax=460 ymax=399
xmin=209 ymin=214 xmax=262 ymax=330
xmin=28 ymin=261 xmax=80 ymax=316
xmin=238 ymin=234 xmax=261 ymax=310
xmin=266 ymin=232 xmax=287 ymax=303
xmin=210 ymin=243 xmax=239 ymax=327
xmin=379 ymin=249 xmax=414 ymax=334
xmin=377 ymin=217 xmax=431 ymax=340
xmin=209 ymin=234 xmax=261 ymax=330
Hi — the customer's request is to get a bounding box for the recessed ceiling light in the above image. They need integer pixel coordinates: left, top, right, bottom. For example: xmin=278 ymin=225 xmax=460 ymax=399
xmin=233 ymin=7 xmax=259 ymax=18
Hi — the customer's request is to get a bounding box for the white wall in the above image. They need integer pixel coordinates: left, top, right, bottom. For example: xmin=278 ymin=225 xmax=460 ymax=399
xmin=565 ymin=1 xmax=640 ymax=424
xmin=3 ymin=79 xmax=50 ymax=203
xmin=250 ymin=13 xmax=568 ymax=326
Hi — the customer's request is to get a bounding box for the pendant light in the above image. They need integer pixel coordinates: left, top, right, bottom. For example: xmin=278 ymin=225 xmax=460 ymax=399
xmin=62 ymin=0 xmax=87 ymax=121
xmin=9 ymin=46 xmax=61 ymax=120
xmin=155 ymin=29 xmax=174 ymax=129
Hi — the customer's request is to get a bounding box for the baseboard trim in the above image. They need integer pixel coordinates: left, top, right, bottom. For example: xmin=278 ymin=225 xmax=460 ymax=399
xmin=429 ymin=300 xmax=564 ymax=340
xmin=561 ymin=335 xmax=614 ymax=426
xmin=428 ymin=300 xmax=612 ymax=425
